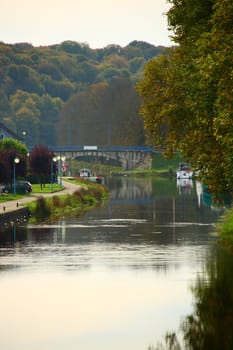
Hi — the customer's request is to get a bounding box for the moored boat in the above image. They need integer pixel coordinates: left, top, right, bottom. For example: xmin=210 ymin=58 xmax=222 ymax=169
xmin=78 ymin=168 xmax=104 ymax=184
xmin=176 ymin=162 xmax=193 ymax=179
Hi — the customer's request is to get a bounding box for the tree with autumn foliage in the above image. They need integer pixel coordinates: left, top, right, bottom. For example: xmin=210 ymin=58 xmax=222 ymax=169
xmin=138 ymin=0 xmax=233 ymax=193
xmin=57 ymin=78 xmax=145 ymax=146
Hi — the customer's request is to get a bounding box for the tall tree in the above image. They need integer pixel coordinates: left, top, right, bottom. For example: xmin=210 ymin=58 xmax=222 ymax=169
xmin=10 ymin=90 xmax=40 ymax=146
xmin=0 ymin=138 xmax=28 ymax=184
xmin=38 ymin=94 xmax=63 ymax=146
xmin=138 ymin=0 xmax=233 ymax=193
xmin=29 ymin=145 xmax=57 ymax=188
xmin=57 ymin=78 xmax=144 ymax=146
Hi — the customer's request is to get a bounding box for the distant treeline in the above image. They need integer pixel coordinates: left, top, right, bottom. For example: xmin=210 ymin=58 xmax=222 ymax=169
xmin=0 ymin=40 xmax=167 ymax=147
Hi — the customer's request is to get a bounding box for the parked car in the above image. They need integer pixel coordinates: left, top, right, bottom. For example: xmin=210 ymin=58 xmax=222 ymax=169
xmin=1 ymin=181 xmax=32 ymax=194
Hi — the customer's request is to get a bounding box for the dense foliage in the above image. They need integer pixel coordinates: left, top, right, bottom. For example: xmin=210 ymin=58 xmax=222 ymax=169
xmin=138 ymin=0 xmax=233 ymax=193
xmin=57 ymin=78 xmax=144 ymax=146
xmin=29 ymin=145 xmax=57 ymax=187
xmin=0 ymin=40 xmax=165 ymax=147
xmin=0 ymin=138 xmax=28 ymax=184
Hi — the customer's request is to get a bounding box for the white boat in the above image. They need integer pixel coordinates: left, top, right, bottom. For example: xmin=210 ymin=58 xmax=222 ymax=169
xmin=176 ymin=162 xmax=193 ymax=179
xmin=78 ymin=168 xmax=104 ymax=184
xmin=79 ymin=168 xmax=92 ymax=177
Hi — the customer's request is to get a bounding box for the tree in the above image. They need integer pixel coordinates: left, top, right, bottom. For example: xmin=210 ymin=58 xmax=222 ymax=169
xmin=129 ymin=57 xmax=145 ymax=74
xmin=78 ymin=62 xmax=98 ymax=83
xmin=29 ymin=145 xmax=57 ymax=189
xmin=10 ymin=90 xmax=40 ymax=146
xmin=8 ymin=64 xmax=45 ymax=95
xmin=57 ymin=78 xmax=144 ymax=146
xmin=138 ymin=0 xmax=233 ymax=193
xmin=194 ymin=0 xmax=233 ymax=191
xmin=37 ymin=94 xmax=63 ymax=146
xmin=0 ymin=138 xmax=28 ymax=185
xmin=0 ymin=89 xmax=11 ymax=119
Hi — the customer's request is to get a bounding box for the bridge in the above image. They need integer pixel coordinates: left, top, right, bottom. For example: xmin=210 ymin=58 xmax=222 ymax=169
xmin=47 ymin=145 xmax=154 ymax=170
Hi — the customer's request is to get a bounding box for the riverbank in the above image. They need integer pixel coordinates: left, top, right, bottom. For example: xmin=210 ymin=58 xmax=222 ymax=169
xmin=111 ymin=169 xmax=175 ymax=177
xmin=0 ymin=179 xmax=109 ymax=225
xmin=28 ymin=179 xmax=109 ymax=223
xmin=216 ymin=207 xmax=233 ymax=252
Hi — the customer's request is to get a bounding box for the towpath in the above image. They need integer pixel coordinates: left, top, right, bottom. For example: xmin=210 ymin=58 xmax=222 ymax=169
xmin=0 ymin=180 xmax=83 ymax=214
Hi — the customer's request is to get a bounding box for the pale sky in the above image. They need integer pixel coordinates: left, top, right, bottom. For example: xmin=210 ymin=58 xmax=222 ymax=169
xmin=0 ymin=0 xmax=173 ymax=48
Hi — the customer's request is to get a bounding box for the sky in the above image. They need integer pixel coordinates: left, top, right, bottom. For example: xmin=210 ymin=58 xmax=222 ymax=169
xmin=0 ymin=0 xmax=173 ymax=48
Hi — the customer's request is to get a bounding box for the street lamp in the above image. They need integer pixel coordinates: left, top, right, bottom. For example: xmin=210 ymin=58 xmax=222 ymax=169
xmin=22 ymin=131 xmax=26 ymax=144
xmin=57 ymin=156 xmax=66 ymax=186
xmin=50 ymin=156 xmax=57 ymax=191
xmin=13 ymin=157 xmax=20 ymax=195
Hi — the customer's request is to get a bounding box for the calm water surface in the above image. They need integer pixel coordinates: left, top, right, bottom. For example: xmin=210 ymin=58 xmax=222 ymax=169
xmin=0 ymin=177 xmax=223 ymax=350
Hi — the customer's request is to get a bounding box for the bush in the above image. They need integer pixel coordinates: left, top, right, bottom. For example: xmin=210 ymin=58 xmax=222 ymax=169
xmin=34 ymin=196 xmax=51 ymax=221
xmin=52 ymin=195 xmax=61 ymax=207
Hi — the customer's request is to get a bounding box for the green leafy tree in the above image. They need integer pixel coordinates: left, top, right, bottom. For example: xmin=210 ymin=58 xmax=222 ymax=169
xmin=8 ymin=64 xmax=45 ymax=95
xmin=37 ymin=61 xmax=63 ymax=81
xmin=0 ymin=89 xmax=11 ymax=119
xmin=38 ymin=94 xmax=63 ymax=146
xmin=138 ymin=0 xmax=233 ymax=193
xmin=78 ymin=62 xmax=98 ymax=83
xmin=42 ymin=75 xmax=75 ymax=100
xmin=129 ymin=57 xmax=145 ymax=74
xmin=0 ymin=138 xmax=28 ymax=184
xmin=193 ymin=0 xmax=233 ymax=191
xmin=10 ymin=90 xmax=40 ymax=146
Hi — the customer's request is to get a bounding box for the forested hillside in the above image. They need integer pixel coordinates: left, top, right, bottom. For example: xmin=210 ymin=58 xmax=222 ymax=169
xmin=0 ymin=40 xmax=166 ymax=147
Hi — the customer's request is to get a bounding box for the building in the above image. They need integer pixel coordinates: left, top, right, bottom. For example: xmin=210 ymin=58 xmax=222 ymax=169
xmin=0 ymin=122 xmax=22 ymax=141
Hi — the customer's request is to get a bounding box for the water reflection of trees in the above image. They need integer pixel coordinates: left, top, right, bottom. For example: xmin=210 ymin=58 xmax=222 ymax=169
xmin=182 ymin=246 xmax=233 ymax=349
xmin=151 ymin=246 xmax=233 ymax=350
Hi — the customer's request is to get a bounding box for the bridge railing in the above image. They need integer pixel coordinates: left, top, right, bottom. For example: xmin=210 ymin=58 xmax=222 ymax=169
xmin=47 ymin=145 xmax=153 ymax=153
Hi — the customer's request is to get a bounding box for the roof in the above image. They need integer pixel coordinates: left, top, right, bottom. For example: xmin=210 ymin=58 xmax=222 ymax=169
xmin=0 ymin=121 xmax=22 ymax=141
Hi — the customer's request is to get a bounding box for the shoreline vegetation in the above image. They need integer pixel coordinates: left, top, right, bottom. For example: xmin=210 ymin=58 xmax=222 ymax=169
xmin=27 ymin=179 xmax=109 ymax=224
xmin=215 ymin=208 xmax=233 ymax=253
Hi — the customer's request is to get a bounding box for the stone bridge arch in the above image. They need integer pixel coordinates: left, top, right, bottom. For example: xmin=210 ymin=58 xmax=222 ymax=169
xmin=48 ymin=146 xmax=153 ymax=170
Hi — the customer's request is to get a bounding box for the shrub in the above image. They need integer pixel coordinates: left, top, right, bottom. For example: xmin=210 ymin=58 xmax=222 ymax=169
xmin=34 ymin=196 xmax=51 ymax=221
xmin=52 ymin=195 xmax=61 ymax=207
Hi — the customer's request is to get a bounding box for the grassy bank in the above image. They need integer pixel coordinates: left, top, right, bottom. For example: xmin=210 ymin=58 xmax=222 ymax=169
xmin=0 ymin=193 xmax=23 ymax=202
xmin=216 ymin=208 xmax=233 ymax=252
xmin=27 ymin=181 xmax=109 ymax=223
xmin=32 ymin=183 xmax=65 ymax=193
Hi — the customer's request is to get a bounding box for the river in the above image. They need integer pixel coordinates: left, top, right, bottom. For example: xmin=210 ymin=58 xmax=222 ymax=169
xmin=0 ymin=176 xmax=232 ymax=350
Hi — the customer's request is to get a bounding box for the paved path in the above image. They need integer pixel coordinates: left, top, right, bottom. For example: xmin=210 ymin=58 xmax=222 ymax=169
xmin=0 ymin=180 xmax=84 ymax=213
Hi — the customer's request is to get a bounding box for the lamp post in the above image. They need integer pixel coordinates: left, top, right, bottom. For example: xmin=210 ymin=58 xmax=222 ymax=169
xmin=22 ymin=131 xmax=26 ymax=145
xmin=57 ymin=156 xmax=66 ymax=186
xmin=13 ymin=157 xmax=20 ymax=195
xmin=50 ymin=156 xmax=57 ymax=191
